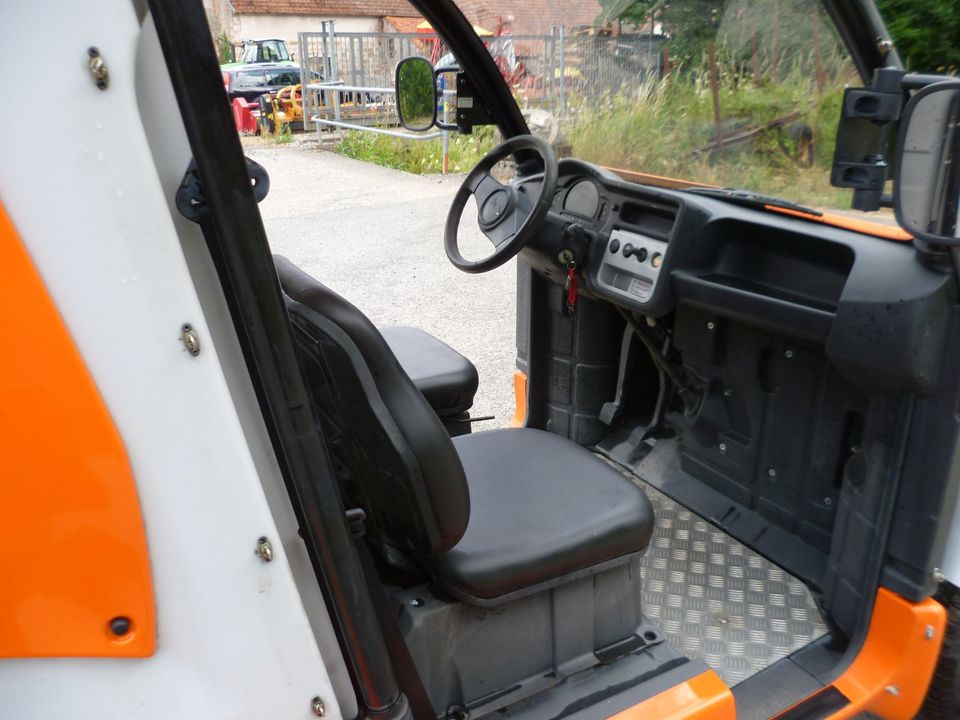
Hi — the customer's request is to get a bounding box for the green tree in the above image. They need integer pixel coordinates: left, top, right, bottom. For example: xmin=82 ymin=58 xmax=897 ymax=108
xmin=875 ymin=0 xmax=960 ymax=73
xmin=599 ymin=0 xmax=724 ymax=68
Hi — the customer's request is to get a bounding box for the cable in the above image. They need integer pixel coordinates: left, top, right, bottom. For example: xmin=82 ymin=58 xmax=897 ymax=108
xmin=617 ymin=307 xmax=701 ymax=415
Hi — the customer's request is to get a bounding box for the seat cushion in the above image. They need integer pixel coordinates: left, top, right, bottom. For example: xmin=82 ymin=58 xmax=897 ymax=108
xmin=380 ymin=326 xmax=479 ymax=416
xmin=426 ymin=428 xmax=655 ymax=604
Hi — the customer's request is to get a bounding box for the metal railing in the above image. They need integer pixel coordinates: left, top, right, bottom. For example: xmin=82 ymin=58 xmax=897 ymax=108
xmin=302 ymin=75 xmax=455 ymax=174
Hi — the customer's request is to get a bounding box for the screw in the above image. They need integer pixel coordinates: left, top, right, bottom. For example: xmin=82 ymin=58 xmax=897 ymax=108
xmin=934 ymin=568 xmax=946 ymax=584
xmin=768 ymin=468 xmax=777 ymax=479
xmin=255 ymin=536 xmax=274 ymax=562
xmin=706 ymin=321 xmax=716 ymax=331
xmin=718 ymin=442 xmax=727 ymax=453
xmin=784 ymin=349 xmax=794 ymax=359
xmin=877 ymin=37 xmax=895 ymax=55
xmin=311 ymin=696 xmax=326 ymax=717
xmin=925 ymin=625 xmax=936 ymax=640
xmin=824 ymin=497 xmax=832 ymax=507
xmin=181 ymin=324 xmax=201 ymax=356
xmin=885 ymin=685 xmax=900 ymax=696
xmin=410 ymin=598 xmax=425 ymax=608
xmin=87 ymin=47 xmax=109 ymax=90
xmin=723 ymin=388 xmax=733 ymax=397
xmin=109 ymin=616 xmax=132 ymax=637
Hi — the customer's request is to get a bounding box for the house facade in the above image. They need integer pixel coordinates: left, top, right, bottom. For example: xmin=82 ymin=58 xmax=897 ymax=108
xmin=204 ymin=0 xmax=423 ymax=54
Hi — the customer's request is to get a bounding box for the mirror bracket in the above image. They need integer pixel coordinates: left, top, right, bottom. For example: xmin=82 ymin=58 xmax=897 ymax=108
xmin=453 ymin=72 xmax=494 ymax=135
xmin=831 ymin=68 xmax=906 ymax=212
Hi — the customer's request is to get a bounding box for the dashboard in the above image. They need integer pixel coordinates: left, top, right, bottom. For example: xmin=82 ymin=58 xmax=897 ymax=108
xmin=513 ymin=159 xmax=942 ymax=358
xmin=517 ymin=159 xmax=685 ymax=318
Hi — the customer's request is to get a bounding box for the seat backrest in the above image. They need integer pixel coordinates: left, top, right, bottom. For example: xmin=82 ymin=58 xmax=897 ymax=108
xmin=275 ymin=255 xmax=470 ymax=558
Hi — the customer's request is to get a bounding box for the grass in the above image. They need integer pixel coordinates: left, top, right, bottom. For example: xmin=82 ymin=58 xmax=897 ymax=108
xmin=274 ymin=122 xmax=294 ymax=144
xmin=335 ymin=125 xmax=497 ymax=175
xmin=567 ymin=65 xmax=853 ymax=209
xmin=331 ymin=60 xmax=856 ymax=210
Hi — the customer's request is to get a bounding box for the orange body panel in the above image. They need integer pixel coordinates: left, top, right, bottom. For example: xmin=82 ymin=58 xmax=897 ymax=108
xmin=608 ymin=670 xmax=735 ymax=720
xmin=822 ymin=588 xmax=946 ymax=719
xmin=0 ymin=204 xmax=155 ymax=657
xmin=765 ymin=205 xmax=913 ymax=243
xmin=509 ymin=370 xmax=528 ymax=427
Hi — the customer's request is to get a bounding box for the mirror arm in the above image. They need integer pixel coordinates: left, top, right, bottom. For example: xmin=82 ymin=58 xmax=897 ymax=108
xmin=902 ymin=73 xmax=957 ymax=91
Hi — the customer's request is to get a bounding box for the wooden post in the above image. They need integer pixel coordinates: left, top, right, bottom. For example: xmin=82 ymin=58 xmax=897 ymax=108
xmin=751 ymin=29 xmax=761 ymax=89
xmin=811 ymin=12 xmax=826 ymax=95
xmin=769 ymin=0 xmax=781 ymax=78
xmin=707 ymin=41 xmax=723 ymax=144
xmin=662 ymin=46 xmax=672 ymax=78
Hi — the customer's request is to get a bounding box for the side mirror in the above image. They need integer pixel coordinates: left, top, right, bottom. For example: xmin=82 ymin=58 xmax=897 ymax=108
xmin=395 ymin=56 xmax=437 ymax=132
xmin=894 ymin=81 xmax=960 ymax=245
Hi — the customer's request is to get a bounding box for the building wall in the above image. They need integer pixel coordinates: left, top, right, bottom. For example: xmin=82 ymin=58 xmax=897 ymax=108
xmin=203 ymin=1 xmax=384 ymax=60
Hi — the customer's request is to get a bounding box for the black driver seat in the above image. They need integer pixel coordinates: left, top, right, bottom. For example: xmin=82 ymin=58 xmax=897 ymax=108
xmin=275 ymin=256 xmax=655 ymax=605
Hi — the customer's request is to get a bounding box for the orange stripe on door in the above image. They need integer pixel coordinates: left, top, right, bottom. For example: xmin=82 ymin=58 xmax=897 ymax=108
xmin=0 ymin=203 xmax=155 ymax=657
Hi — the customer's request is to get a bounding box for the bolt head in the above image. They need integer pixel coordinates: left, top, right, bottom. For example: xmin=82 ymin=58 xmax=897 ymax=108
xmin=767 ymin=467 xmax=777 ymax=478
xmin=925 ymin=624 xmax=936 ymax=640
xmin=256 ymin=536 xmax=274 ymax=562
xmin=718 ymin=442 xmax=727 ymax=453
xmin=706 ymin=321 xmax=716 ymax=331
xmin=784 ymin=349 xmax=794 ymax=359
xmin=311 ymin=696 xmax=326 ymax=717
xmin=109 ymin=616 xmax=132 ymax=637
xmin=885 ymin=685 xmax=900 ymax=696
xmin=181 ymin=324 xmax=201 ymax=356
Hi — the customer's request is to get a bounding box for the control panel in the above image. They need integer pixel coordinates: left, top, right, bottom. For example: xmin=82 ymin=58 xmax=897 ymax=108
xmin=596 ymin=228 xmax=668 ymax=306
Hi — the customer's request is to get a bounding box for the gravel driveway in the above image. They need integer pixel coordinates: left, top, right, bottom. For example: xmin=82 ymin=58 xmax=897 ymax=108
xmin=247 ymin=138 xmax=517 ymax=428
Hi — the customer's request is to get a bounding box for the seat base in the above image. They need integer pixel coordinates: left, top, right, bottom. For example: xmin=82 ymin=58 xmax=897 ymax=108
xmin=396 ymin=556 xmax=673 ymax=717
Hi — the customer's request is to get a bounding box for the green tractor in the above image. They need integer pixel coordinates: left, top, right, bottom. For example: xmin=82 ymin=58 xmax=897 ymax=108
xmin=220 ymin=37 xmax=295 ymax=70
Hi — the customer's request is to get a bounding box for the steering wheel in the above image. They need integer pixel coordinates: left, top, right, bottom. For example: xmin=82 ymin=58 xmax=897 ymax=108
xmin=445 ymin=134 xmax=558 ymax=273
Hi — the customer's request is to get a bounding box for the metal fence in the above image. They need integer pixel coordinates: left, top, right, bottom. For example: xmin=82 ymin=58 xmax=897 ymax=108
xmin=297 ymin=23 xmax=665 ymax=126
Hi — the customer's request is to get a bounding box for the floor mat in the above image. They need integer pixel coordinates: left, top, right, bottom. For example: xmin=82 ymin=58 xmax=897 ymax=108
xmin=614 ymin=464 xmax=830 ymax=685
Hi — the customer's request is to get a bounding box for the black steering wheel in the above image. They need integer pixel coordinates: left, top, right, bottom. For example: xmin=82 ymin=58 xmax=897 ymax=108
xmin=445 ymin=134 xmax=559 ymax=274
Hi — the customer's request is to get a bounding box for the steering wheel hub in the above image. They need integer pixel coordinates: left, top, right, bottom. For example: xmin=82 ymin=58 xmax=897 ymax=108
xmin=478 ymin=188 xmax=513 ymax=228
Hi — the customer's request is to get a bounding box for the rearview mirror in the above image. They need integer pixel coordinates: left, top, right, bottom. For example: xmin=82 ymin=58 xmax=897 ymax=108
xmin=894 ymin=81 xmax=960 ymax=245
xmin=395 ymin=57 xmax=436 ymax=132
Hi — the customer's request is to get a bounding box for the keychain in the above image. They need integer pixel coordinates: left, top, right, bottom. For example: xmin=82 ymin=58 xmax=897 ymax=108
xmin=565 ymin=261 xmax=578 ymax=316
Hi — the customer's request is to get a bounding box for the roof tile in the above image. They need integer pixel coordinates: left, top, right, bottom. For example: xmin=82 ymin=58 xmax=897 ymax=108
xmin=231 ymin=0 xmax=420 ymax=17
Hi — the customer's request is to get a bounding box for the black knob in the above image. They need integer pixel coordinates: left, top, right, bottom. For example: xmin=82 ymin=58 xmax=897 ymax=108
xmin=622 ymin=243 xmax=634 ymax=258
xmin=635 ymin=247 xmax=648 ymax=262
xmin=609 ymin=238 xmax=620 ymax=254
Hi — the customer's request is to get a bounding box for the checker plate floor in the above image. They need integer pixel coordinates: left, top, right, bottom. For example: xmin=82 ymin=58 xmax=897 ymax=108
xmin=621 ymin=469 xmax=829 ymax=685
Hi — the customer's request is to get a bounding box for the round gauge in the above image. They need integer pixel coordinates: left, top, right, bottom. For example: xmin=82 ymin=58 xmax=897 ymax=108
xmin=563 ymin=180 xmax=600 ymax=218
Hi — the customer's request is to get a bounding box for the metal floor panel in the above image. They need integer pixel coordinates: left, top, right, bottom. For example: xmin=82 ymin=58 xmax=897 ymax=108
xmin=610 ymin=462 xmax=829 ymax=686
